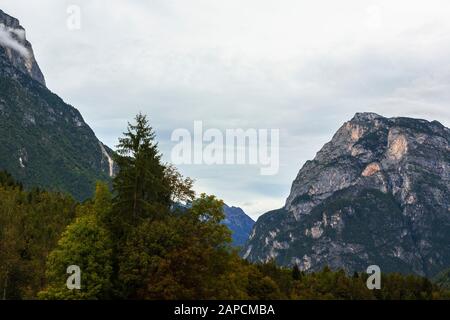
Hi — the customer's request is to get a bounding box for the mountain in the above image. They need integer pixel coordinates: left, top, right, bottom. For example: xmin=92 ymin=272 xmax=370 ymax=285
xmin=0 ymin=9 xmax=115 ymax=200
xmin=222 ymin=205 xmax=255 ymax=247
xmin=244 ymin=112 xmax=450 ymax=277
xmin=174 ymin=202 xmax=254 ymax=246
xmin=0 ymin=10 xmax=45 ymax=86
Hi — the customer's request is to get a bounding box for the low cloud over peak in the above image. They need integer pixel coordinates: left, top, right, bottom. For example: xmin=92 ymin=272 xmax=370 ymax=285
xmin=0 ymin=23 xmax=29 ymax=57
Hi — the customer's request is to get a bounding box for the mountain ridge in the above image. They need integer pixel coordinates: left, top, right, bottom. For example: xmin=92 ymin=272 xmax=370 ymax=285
xmin=0 ymin=9 xmax=115 ymax=200
xmin=222 ymin=204 xmax=255 ymax=247
xmin=0 ymin=10 xmax=254 ymax=246
xmin=244 ymin=112 xmax=450 ymax=277
xmin=0 ymin=9 xmax=45 ymax=86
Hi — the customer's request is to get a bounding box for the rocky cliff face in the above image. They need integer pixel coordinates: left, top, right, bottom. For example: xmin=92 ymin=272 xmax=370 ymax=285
xmin=0 ymin=9 xmax=45 ymax=86
xmin=0 ymin=9 xmax=115 ymax=200
xmin=244 ymin=112 xmax=450 ymax=277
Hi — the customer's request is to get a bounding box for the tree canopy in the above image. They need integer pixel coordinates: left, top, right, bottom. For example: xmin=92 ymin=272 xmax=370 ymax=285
xmin=1 ymin=115 xmax=449 ymax=300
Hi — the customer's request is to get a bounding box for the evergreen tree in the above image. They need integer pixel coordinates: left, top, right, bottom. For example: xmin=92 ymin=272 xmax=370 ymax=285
xmin=292 ymin=265 xmax=301 ymax=281
xmin=0 ymin=170 xmax=22 ymax=189
xmin=4 ymin=113 xmax=450 ymax=301
xmin=116 ymin=193 xmax=248 ymax=299
xmin=112 ymin=113 xmax=171 ymax=228
xmin=0 ymin=175 xmax=75 ymax=299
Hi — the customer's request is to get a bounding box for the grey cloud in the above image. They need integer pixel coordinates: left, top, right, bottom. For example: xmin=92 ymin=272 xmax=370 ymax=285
xmin=2 ymin=1 xmax=450 ymax=216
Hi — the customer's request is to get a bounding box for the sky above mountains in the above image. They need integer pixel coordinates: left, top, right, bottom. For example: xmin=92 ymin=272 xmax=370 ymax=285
xmin=2 ymin=0 xmax=450 ymax=218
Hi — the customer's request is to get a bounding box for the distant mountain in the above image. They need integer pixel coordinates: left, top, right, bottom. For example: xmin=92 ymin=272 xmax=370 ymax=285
xmin=0 ymin=9 xmax=115 ymax=200
xmin=222 ymin=205 xmax=254 ymax=247
xmin=244 ymin=113 xmax=450 ymax=278
xmin=174 ymin=202 xmax=254 ymax=247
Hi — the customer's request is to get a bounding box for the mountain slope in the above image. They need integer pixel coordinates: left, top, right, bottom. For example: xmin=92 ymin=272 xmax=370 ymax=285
xmin=222 ymin=205 xmax=255 ymax=247
xmin=244 ymin=112 xmax=450 ymax=277
xmin=0 ymin=9 xmax=115 ymax=200
xmin=174 ymin=202 xmax=254 ymax=246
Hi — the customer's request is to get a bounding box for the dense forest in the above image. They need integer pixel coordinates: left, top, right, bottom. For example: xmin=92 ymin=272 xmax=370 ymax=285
xmin=1 ymin=114 xmax=450 ymax=300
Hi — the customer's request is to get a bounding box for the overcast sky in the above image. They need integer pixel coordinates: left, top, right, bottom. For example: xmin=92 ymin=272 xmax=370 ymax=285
xmin=2 ymin=0 xmax=450 ymax=219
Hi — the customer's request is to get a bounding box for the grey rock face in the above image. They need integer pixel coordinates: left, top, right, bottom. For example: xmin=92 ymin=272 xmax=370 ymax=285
xmin=0 ymin=9 xmax=116 ymax=200
xmin=0 ymin=9 xmax=45 ymax=86
xmin=244 ymin=112 xmax=450 ymax=277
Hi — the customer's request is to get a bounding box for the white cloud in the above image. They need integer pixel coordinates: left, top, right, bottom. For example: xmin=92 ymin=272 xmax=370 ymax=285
xmin=0 ymin=23 xmax=28 ymax=57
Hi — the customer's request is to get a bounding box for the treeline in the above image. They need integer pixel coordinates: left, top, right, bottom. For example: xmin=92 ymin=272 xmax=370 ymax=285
xmin=1 ymin=114 xmax=449 ymax=300
xmin=0 ymin=171 xmax=76 ymax=299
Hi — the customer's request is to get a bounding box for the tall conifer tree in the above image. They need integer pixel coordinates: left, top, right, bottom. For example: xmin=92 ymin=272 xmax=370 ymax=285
xmin=112 ymin=113 xmax=171 ymax=228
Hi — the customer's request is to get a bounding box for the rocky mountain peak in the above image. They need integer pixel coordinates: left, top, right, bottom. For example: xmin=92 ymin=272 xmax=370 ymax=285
xmin=0 ymin=9 xmax=45 ymax=86
xmin=351 ymin=112 xmax=383 ymax=122
xmin=244 ymin=113 xmax=450 ymax=277
xmin=0 ymin=9 xmax=116 ymax=200
xmin=222 ymin=205 xmax=255 ymax=247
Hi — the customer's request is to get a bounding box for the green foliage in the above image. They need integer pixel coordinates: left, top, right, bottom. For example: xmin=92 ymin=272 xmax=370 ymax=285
xmin=38 ymin=184 xmax=114 ymax=300
xmin=433 ymin=268 xmax=450 ymax=291
xmin=164 ymin=164 xmax=195 ymax=203
xmin=291 ymin=267 xmax=374 ymax=300
xmin=0 ymin=75 xmax=112 ymax=201
xmin=247 ymin=273 xmax=282 ymax=300
xmin=0 ymin=170 xmax=22 ymax=189
xmin=2 ymin=114 xmax=450 ymax=301
xmin=0 ymin=177 xmax=76 ymax=299
xmin=38 ymin=216 xmax=113 ymax=299
xmin=112 ymin=113 xmax=171 ymax=227
xmin=108 ymin=114 xmax=175 ymax=297
xmin=117 ymin=194 xmax=242 ymax=299
xmin=292 ymin=265 xmax=302 ymax=281
xmin=369 ymin=273 xmax=449 ymax=300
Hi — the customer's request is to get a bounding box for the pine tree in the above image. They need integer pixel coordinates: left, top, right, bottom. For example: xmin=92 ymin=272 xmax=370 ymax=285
xmin=112 ymin=113 xmax=171 ymax=228
xmin=292 ymin=264 xmax=301 ymax=281
xmin=0 ymin=170 xmax=22 ymax=189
